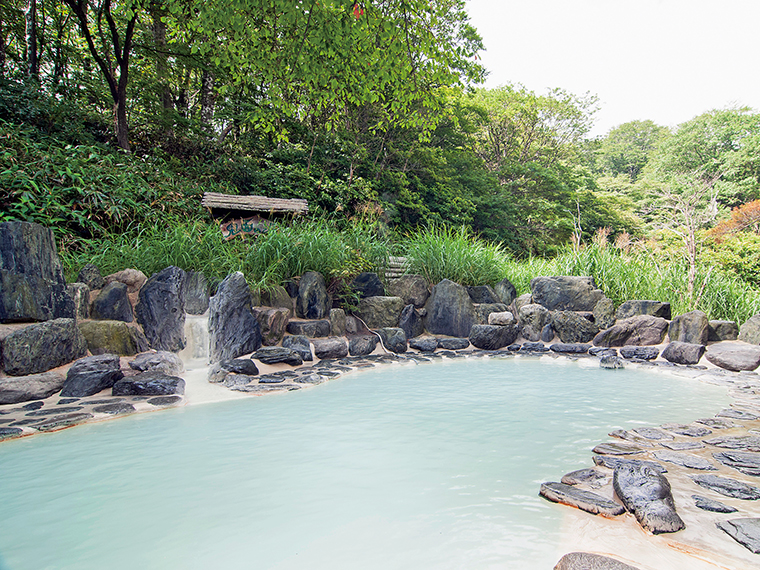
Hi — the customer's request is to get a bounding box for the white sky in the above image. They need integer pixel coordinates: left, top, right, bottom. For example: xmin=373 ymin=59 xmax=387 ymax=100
xmin=465 ymin=0 xmax=760 ymax=137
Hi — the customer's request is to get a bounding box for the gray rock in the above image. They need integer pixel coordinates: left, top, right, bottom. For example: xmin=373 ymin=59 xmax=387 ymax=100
xmin=739 ymin=314 xmax=760 ymax=344
xmin=705 ymin=341 xmax=760 ymax=372
xmin=554 ymin=552 xmax=641 ymax=570
xmin=632 ymin=427 xmax=672 ymax=441
xmin=252 ymin=347 xmax=303 ymax=366
xmin=619 ymin=346 xmax=660 ymax=360
xmin=593 ymin=315 xmax=669 ymax=347
xmin=662 ymin=423 xmax=712 ymax=437
xmin=593 ymin=442 xmax=644 ymax=455
xmin=0 ymin=221 xmax=75 ymax=323
xmin=692 ymin=495 xmax=737 ymax=513
xmin=77 ymin=263 xmax=105 ymax=290
xmin=561 ymin=468 xmax=608 ymax=489
xmin=286 ymin=319 xmax=331 ymax=338
xmin=296 ymin=271 xmax=330 ymax=319
xmin=551 ymin=311 xmax=599 ymax=343
xmin=0 ymin=371 xmax=66 ymax=404
xmin=540 ymin=323 xmax=555 ymax=342
xmin=356 ymin=296 xmax=404 ymax=329
xmin=184 ymin=271 xmax=210 ymax=315
xmin=652 ymin=450 xmax=716 ymax=470
xmin=473 ymin=303 xmax=508 ymax=325
xmin=32 ymin=412 xmax=93 ymax=431
xmin=593 ymin=297 xmax=616 ymax=330
xmin=610 ymin=430 xmax=655 ymax=446
xmin=220 ymin=359 xmax=259 ymax=376
xmin=539 ymin=482 xmax=625 ymax=517
xmin=669 ymin=310 xmax=709 ymax=345
xmin=519 ymin=304 xmax=551 ymax=342
xmin=377 ymin=328 xmax=407 ymax=354
xmin=399 ymin=304 xmax=424 ymax=340
xmin=78 ymin=320 xmax=148 ymax=357
xmin=600 ymin=355 xmax=625 ymax=369
xmin=423 ymin=279 xmax=476 ymax=338
xmin=129 ymin=351 xmax=184 ymax=375
xmin=68 ymin=282 xmax=90 ymax=320
xmin=593 ymin=456 xmax=667 ymax=473
xmin=409 ymin=336 xmax=438 ymax=352
xmin=550 ymin=343 xmax=590 ymax=354
xmin=494 ymin=278 xmax=517 ymax=306
xmin=717 ymin=518 xmax=760 ymax=554
xmin=717 ymin=408 xmax=760 ymax=421
xmin=514 ymin=293 xmax=532 ymax=315
xmin=437 ymin=337 xmax=470 ymax=350
xmin=208 ymin=272 xmax=261 ymax=363
xmin=91 ymin=282 xmax=133 ymax=322
xmin=530 ymin=276 xmax=605 ymax=311
xmin=521 ymin=341 xmax=549 ymax=352
xmin=386 ymin=275 xmax=429 ymax=308
xmin=1 ymin=318 xmax=87 ymax=376
xmin=253 ymin=307 xmax=290 ymax=346
xmin=104 ymin=269 xmax=147 ymax=294
xmin=329 ymin=308 xmax=346 ymax=337
xmin=469 ymin=324 xmax=519 ymax=350
xmin=613 ymin=462 xmax=685 ymax=534
xmin=350 ymin=272 xmax=385 ymax=298
xmin=349 ymin=335 xmax=378 ymax=356
xmin=467 ymin=285 xmax=500 ymax=304
xmin=112 ymin=370 xmax=185 ymax=396
xmin=135 ymin=266 xmax=186 ymax=352
xmin=696 ymin=417 xmax=737 ymax=429
xmin=0 ymin=427 xmax=23 ymax=440
xmin=147 ymin=395 xmax=182 ymax=406
xmin=92 ymin=402 xmax=136 ymax=415
xmin=704 ymin=435 xmax=760 ymax=452
xmin=488 ymin=311 xmax=515 ymax=326
xmin=313 ymin=337 xmax=349 ymax=360
xmin=589 ymin=346 xmax=616 ymax=356
xmin=661 ymin=341 xmax=705 ymax=365
xmin=691 ymin=474 xmax=760 ymax=500
xmin=713 ymin=450 xmax=760 ymax=477
xmin=61 ymin=354 xmax=124 ymax=397
xmin=660 ymin=441 xmax=704 ymax=451
xmin=282 ymin=335 xmax=314 ymax=362
xmin=615 ymin=300 xmax=671 ymax=321
xmin=709 ymin=320 xmax=739 ymax=342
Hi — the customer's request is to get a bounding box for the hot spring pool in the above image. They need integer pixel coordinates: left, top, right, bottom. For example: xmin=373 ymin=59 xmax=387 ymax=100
xmin=0 ymin=357 xmax=731 ymax=569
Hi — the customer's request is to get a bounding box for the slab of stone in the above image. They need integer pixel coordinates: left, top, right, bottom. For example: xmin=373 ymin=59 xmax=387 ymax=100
xmin=615 ymin=300 xmax=671 ymax=321
xmin=423 ymin=279 xmax=476 ymax=338
xmin=669 ymin=310 xmax=709 ymax=345
xmin=61 ymin=354 xmax=124 ymax=397
xmin=135 ymin=266 xmax=186 ymax=352
xmin=693 ymin=494 xmax=737 ymax=513
xmin=209 ymin=272 xmax=261 ymax=363
xmin=703 ymin=435 xmax=760 ymax=452
xmin=696 ymin=418 xmax=737 ymax=430
xmin=0 ymin=427 xmax=23 ymax=440
xmin=183 ymin=271 xmax=209 ymax=315
xmin=0 ymin=371 xmax=66 ymax=404
xmin=593 ymin=297 xmax=616 ymax=330
xmin=32 ymin=412 xmax=93 ymax=431
xmin=661 ymin=341 xmax=705 ymax=365
xmin=465 ymin=285 xmax=499 ymax=304
xmin=469 ymin=324 xmax=519 ymax=350
xmin=92 ymin=402 xmax=136 ymax=415
xmin=709 ymin=320 xmax=739 ymax=342
xmin=553 ymin=552 xmax=641 ymax=570
xmin=112 ymin=371 xmax=185 ymax=396
xmin=68 ymin=282 xmax=90 ymax=320
xmin=348 ymin=335 xmax=378 ymax=357
xmin=377 ymin=327 xmax=407 ymax=354
xmin=593 ymin=442 xmax=644 ymax=455
xmin=313 ymin=337 xmax=349 ymax=360
xmin=386 ymin=275 xmax=430 ymax=308
xmin=104 ymin=269 xmax=147 ymax=294
xmin=437 ymin=337 xmax=470 ymax=350
xmin=91 ymin=282 xmax=133 ymax=322
xmin=619 ymin=346 xmax=659 ymax=360
xmin=691 ymin=474 xmax=760 ymax=500
xmin=282 ymin=335 xmax=314 ymax=362
xmin=613 ymin=462 xmax=685 ymax=534
xmin=551 ymin=311 xmax=599 ymax=344
xmin=148 ymin=395 xmax=182 ymax=406
xmin=218 ymin=359 xmax=259 ymax=376
xmin=717 ymin=518 xmax=760 ymax=554
xmin=593 ymin=315 xmax=669 ymax=347
xmin=252 ymin=347 xmax=303 ymax=366
xmin=530 ymin=276 xmax=604 ymax=312
xmin=488 ymin=311 xmax=515 ymax=326
xmin=600 ymin=355 xmax=625 ymax=369
xmin=129 ymin=351 xmax=184 ymax=375
xmin=357 ymin=296 xmax=404 ymax=329
xmin=653 ymin=450 xmax=716 ymax=470
xmin=491 ymin=278 xmax=516 ymax=306
xmin=660 ymin=441 xmax=705 ymax=451
xmin=589 ymin=346 xmax=617 ymax=356
xmin=550 ymin=343 xmax=591 ymax=354
xmin=713 ymin=450 xmax=760 ymax=477
xmin=519 ymin=303 xmax=551 ymax=342
xmin=540 ymin=482 xmax=625 ymax=517
xmin=286 ymin=319 xmax=331 ymax=338
xmin=25 ymin=406 xmax=83 ymax=416
xmin=662 ymin=423 xmax=712 ymax=437
xmin=609 ymin=430 xmax=655 ymax=447
xmin=79 ymin=319 xmax=148 ymax=357
xmin=561 ymin=468 xmax=608 ymax=489
xmin=706 ymin=341 xmax=760 ymax=372
xmin=409 ymin=336 xmax=438 ymax=353
xmin=633 ymin=427 xmax=673 ymax=441
xmin=739 ymin=314 xmax=760 ymax=345
xmin=329 ymin=308 xmax=346 ymax=337
xmin=2 ymin=318 xmax=88 ymax=376
xmin=717 ymin=408 xmax=760 ymax=421
xmin=521 ymin=341 xmax=549 ymax=352
xmin=398 ymin=304 xmax=423 ymax=340
xmin=593 ymin=456 xmax=667 ymax=473
xmin=296 ymin=271 xmax=330 ymax=319
xmin=253 ymin=307 xmax=290 ymax=346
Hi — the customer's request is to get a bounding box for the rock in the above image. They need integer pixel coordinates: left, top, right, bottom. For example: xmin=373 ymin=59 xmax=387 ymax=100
xmin=473 ymin=303 xmax=509 ymax=325
xmin=91 ymin=282 xmax=133 ymax=322
xmin=514 ymin=293 xmax=532 ymax=314
xmin=313 ymin=337 xmax=349 ymax=360
xmin=147 ymin=395 xmax=182 ymax=406
xmin=77 ymin=263 xmax=105 ymax=290
xmin=592 ymin=442 xmax=644 ymax=455
xmin=208 ymin=272 xmax=261 ymax=363
xmin=253 ymin=307 xmax=290 ymax=346
xmin=519 ymin=304 xmax=551 ymax=342
xmin=104 ymin=268 xmax=147 ymax=294
xmin=349 ymin=335 xmax=378 ymax=356
xmin=632 ymin=427 xmax=672 ymax=440
xmin=540 ymin=323 xmax=555 ymax=342
xmin=613 ymin=462 xmax=685 ymax=534
xmin=662 ymin=423 xmax=712 ymax=437
xmin=61 ymin=354 xmax=124 ymax=397
xmin=709 ymin=320 xmax=739 ymax=342
xmin=593 ymin=297 xmax=616 ymax=330
xmin=704 ymin=435 xmax=760 ymax=452
xmin=220 ymin=359 xmax=259 ymax=376
xmin=600 ymin=355 xmax=625 ymax=369
xmin=286 ymin=319 xmax=331 ymax=338
xmin=550 ymin=343 xmax=590 ymax=354
xmin=260 ymin=285 xmax=293 ymax=316
xmin=469 ymin=324 xmax=519 ymax=350
xmin=561 ymin=468 xmax=608 ymax=489
xmin=0 ymin=371 xmax=65 ymax=404
xmin=386 ymin=275 xmax=429 ymax=308
xmin=356 ymin=296 xmax=404 ymax=329
xmin=539 ymin=482 xmax=625 ymax=517
xmin=0 ymin=221 xmax=75 ymax=322
xmin=615 ymin=300 xmax=671 ymax=321
xmin=593 ymin=456 xmax=667 ymax=474
xmin=717 ymin=518 xmax=760 ymax=554
xmin=553 ymin=552 xmax=641 ymax=570
xmin=112 ymin=370 xmax=185 ymax=396
xmin=652 ymin=451 xmax=716 ymax=470
xmin=282 ymin=335 xmax=314 ymax=362
xmin=717 ymin=408 xmax=759 ymax=421
xmin=437 ymin=337 xmax=470 ymax=350
xmin=252 ymin=346 xmax=303 ymax=366
xmin=0 ymin=427 xmax=23 ymax=440
xmin=590 ymin=346 xmax=616 ymax=356
xmin=660 ymin=441 xmax=704 ymax=451
xmin=350 ymin=272 xmax=385 ymax=298
xmin=129 ymin=351 xmax=184 ymax=375
xmin=610 ymin=430 xmax=655 ymax=446
xmin=93 ymin=402 xmax=136 ymax=415
xmin=530 ymin=276 xmax=605 ymax=311
xmin=705 ymin=341 xmax=760 ymax=372
xmin=78 ymin=320 xmax=148 ymax=356
xmin=32 ymin=412 xmax=93 ymax=431
xmin=691 ymin=474 xmax=760 ymax=499
xmin=551 ymin=311 xmax=599 ymax=343
xmin=283 ymin=280 xmax=299 ymax=299
xmin=713 ymin=450 xmax=760 ymax=476
xmin=183 ymin=271 xmax=210 ymax=315
xmin=661 ymin=342 xmax=705 ymax=365
xmin=521 ymin=341 xmax=549 ymax=352
xmin=329 ymin=308 xmax=346 ymax=337
xmin=693 ymin=495 xmax=737 ymax=513
xmin=135 ymin=266 xmax=186 ymax=352
xmin=593 ymin=315 xmax=669 ymax=347
xmin=1 ymin=318 xmax=87 ymax=376
xmin=668 ymin=310 xmax=709 ymax=345
xmin=488 ymin=311 xmax=515 ymax=326
xmin=423 ymin=279 xmax=476 ymax=338
xmin=296 ymin=271 xmax=330 ymax=319
xmin=739 ymin=314 xmax=760 ymax=344
xmin=619 ymin=346 xmax=659 ymax=360
xmin=398 ymin=304 xmax=424 ymax=340
xmin=68 ymin=283 xmax=90 ymax=320
xmin=696 ymin=417 xmax=737 ymax=429
xmin=377 ymin=328 xmax=407 ymax=354
xmin=494 ymin=278 xmax=517 ymax=306
xmin=409 ymin=336 xmax=438 ymax=352
xmin=467 ymin=285 xmax=500 ymax=304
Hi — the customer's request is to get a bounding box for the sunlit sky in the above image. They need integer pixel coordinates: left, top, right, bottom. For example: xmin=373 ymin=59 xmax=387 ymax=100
xmin=465 ymin=0 xmax=760 ymax=137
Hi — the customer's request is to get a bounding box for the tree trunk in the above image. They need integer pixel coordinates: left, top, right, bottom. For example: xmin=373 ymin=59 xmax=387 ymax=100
xmin=0 ymin=16 xmax=6 ymax=78
xmin=25 ymin=0 xmax=39 ymax=78
xmin=151 ymin=5 xmax=173 ymax=133
xmin=200 ymin=69 xmax=216 ymax=130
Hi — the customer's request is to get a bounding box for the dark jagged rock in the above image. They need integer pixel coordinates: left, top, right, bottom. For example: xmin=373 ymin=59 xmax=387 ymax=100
xmin=253 ymin=307 xmax=290 ymax=346
xmin=593 ymin=315 xmax=669 ymax=347
xmin=77 ymin=263 xmax=105 ymax=290
xmin=521 ymin=341 xmax=549 ymax=352
xmin=183 ymin=271 xmax=210 ymax=315
xmin=661 ymin=341 xmax=705 ymax=365
xmin=377 ymin=327 xmax=407 ymax=354
xmin=252 ymin=347 xmax=303 ymax=366
xmin=600 ymin=355 xmax=625 ymax=369
xmin=473 ymin=303 xmax=508 ymax=325
xmin=692 ymin=495 xmax=737 ymax=513
xmin=469 ymin=324 xmax=519 ymax=350
xmin=32 ymin=412 xmax=93 ymax=431
xmin=708 ymin=320 xmax=739 ymax=342
xmin=399 ymin=304 xmax=424 ymax=340
xmin=550 ymin=343 xmax=591 ymax=354
xmin=78 ymin=320 xmax=148 ymax=356
xmin=593 ymin=442 xmax=644 ymax=455
xmin=661 ymin=423 xmax=712 ymax=437
xmin=530 ymin=276 xmax=605 ymax=311
xmin=551 ymin=311 xmax=599 ymax=343
xmin=713 ymin=451 xmax=760 ymax=477
xmin=129 ymin=351 xmax=184 ymax=375
xmin=437 ymin=337 xmax=470 ymax=350
xmin=296 ymin=271 xmax=330 ymax=319
xmin=112 ymin=370 xmax=185 ymax=396
xmin=691 ymin=474 xmax=760 ymax=500
xmin=1 ymin=318 xmax=87 ymax=376
xmin=312 ymin=337 xmax=349 ymax=360
xmin=738 ymin=314 xmax=760 ymax=344
xmin=705 ymin=342 xmax=760 ymax=372
xmin=349 ymin=335 xmax=378 ymax=356
xmin=704 ymin=435 xmax=760 ymax=452
xmin=589 ymin=346 xmax=616 ymax=356
xmin=494 ymin=278 xmax=517 ymax=305
xmin=613 ymin=462 xmax=685 ymax=534
xmin=540 ymin=323 xmax=555 ymax=342
xmin=615 ymin=300 xmax=671 ymax=321
xmin=220 ymin=359 xmax=259 ymax=376
xmin=423 ymin=279 xmax=476 ymax=338
xmin=668 ymin=310 xmax=709 ymax=345
xmin=208 ymin=272 xmax=261 ymax=363
xmin=21 ymin=401 xmax=45 ymax=410
xmin=68 ymin=283 xmax=90 ymax=320
xmin=561 ymin=468 xmax=608 ymax=489
xmin=25 ymin=406 xmax=83 ymax=416
xmin=61 ymin=354 xmax=124 ymax=397
xmin=0 ymin=427 xmax=23 ymax=440
xmin=282 ymin=335 xmax=314 ymax=361
xmin=148 ymin=395 xmax=182 ymax=406
xmin=92 ymin=402 xmax=136 ymax=415
xmin=652 ymin=450 xmax=716 ymax=470
xmin=135 ymin=266 xmax=186 ymax=352
xmin=539 ymin=482 xmax=625 ymax=517
xmin=350 ymin=272 xmax=385 ymax=298
xmin=386 ymin=275 xmax=430 ymax=308
xmin=91 ymin=282 xmax=133 ymax=322
xmin=0 ymin=371 xmax=65 ymax=404
xmin=286 ymin=319 xmax=331 ymax=338
xmin=467 ymin=285 xmax=500 ymax=304
xmin=619 ymin=345 xmax=659 ymax=360
xmin=553 ymin=552 xmax=641 ymax=570
xmin=593 ymin=297 xmax=616 ymax=330
xmin=717 ymin=518 xmax=760 ymax=554
xmin=409 ymin=336 xmax=438 ymax=353
xmin=519 ymin=304 xmax=551 ymax=342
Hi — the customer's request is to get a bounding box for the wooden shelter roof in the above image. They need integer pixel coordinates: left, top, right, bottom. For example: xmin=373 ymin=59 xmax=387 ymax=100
xmin=202 ymin=192 xmax=308 ymax=214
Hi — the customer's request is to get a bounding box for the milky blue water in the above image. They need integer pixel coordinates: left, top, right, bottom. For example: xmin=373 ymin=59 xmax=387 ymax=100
xmin=0 ymin=357 xmax=730 ymax=570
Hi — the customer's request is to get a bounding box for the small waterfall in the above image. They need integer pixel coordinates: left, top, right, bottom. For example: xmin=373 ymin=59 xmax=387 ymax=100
xmin=179 ymin=312 xmax=210 ymax=371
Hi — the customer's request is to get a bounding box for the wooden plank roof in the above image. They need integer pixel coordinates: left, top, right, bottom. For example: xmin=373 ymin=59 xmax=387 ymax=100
xmin=202 ymin=192 xmax=308 ymax=214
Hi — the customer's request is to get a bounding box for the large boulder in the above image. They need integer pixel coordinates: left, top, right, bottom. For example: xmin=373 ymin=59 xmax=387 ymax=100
xmin=615 ymin=300 xmax=671 ymax=321
xmin=386 ymin=274 xmax=429 ymax=308
xmin=409 ymin=336 xmax=438 ymax=352
xmin=668 ymin=310 xmax=709 ymax=345
xmin=519 ymin=304 xmax=551 ymax=342
xmin=296 ymin=271 xmax=330 ymax=319
xmin=312 ymin=337 xmax=349 ymax=359
xmin=282 ymin=335 xmax=313 ymax=362
xmin=551 ymin=311 xmax=599 ymax=344
xmin=77 ymin=263 xmax=104 ymax=290
xmin=208 ymin=272 xmax=261 ymax=363
xmin=112 ymin=370 xmax=185 ymax=396
xmin=130 ymin=351 xmax=184 ymax=375
xmin=252 ymin=347 xmax=303 ymax=366
xmin=377 ymin=327 xmax=407 ymax=354
xmin=469 ymin=324 xmax=519 ymax=350
xmin=717 ymin=518 xmax=760 ymax=555
xmin=0 ymin=371 xmax=66 ymax=404
xmin=349 ymin=335 xmax=378 ymax=356
xmin=135 ymin=266 xmax=186 ymax=352
xmin=593 ymin=298 xmax=616 ymax=330
xmin=183 ymin=271 xmax=210 ymax=315
xmin=78 ymin=320 xmax=148 ymax=356
xmin=661 ymin=342 xmax=706 ymax=365
xmin=539 ymin=482 xmax=625 ymax=517
xmin=474 ymin=303 xmax=508 ymax=325
xmin=708 ymin=320 xmax=739 ymax=342
xmin=260 ymin=285 xmax=293 ymax=316
xmin=488 ymin=311 xmax=515 ymax=326
xmin=253 ymin=307 xmax=290 ymax=346
xmin=530 ymin=276 xmax=604 ymax=312
xmin=350 ymin=272 xmax=385 ymax=298
xmin=286 ymin=319 xmax=331 ymax=338
xmin=60 ymin=354 xmax=124 ymax=397
xmin=514 ymin=293 xmax=532 ymax=315
xmin=91 ymin=282 xmax=133 ymax=322
xmin=356 ymin=296 xmax=404 ymax=329
xmin=398 ymin=304 xmax=423 ymax=340
xmin=329 ymin=308 xmax=346 ymax=336
xmin=423 ymin=279 xmax=476 ymax=338
xmin=553 ymin=552 xmax=641 ymax=570
xmin=1 ymin=318 xmax=87 ymax=376
xmin=0 ymin=221 xmax=74 ymax=323
xmin=705 ymin=342 xmax=760 ymax=371
xmin=593 ymin=315 xmax=669 ymax=347
xmin=467 ymin=285 xmax=500 ymax=304
xmin=613 ymin=462 xmax=685 ymax=534
xmin=739 ymin=314 xmax=760 ymax=344
xmin=104 ymin=269 xmax=147 ymax=294
xmin=494 ymin=278 xmax=517 ymax=306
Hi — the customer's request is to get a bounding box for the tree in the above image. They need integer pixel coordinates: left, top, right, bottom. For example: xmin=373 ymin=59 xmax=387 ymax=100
xmin=597 ymin=120 xmax=667 ymax=182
